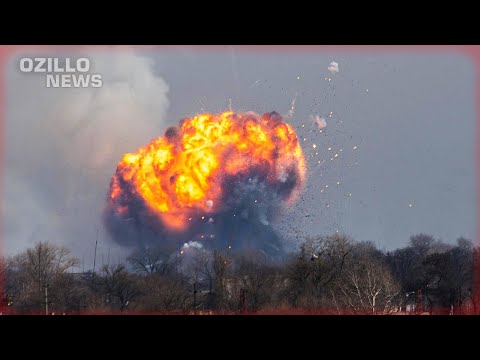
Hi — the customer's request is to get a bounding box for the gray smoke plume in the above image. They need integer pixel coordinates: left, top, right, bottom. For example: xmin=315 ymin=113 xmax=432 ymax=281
xmin=4 ymin=48 xmax=170 ymax=263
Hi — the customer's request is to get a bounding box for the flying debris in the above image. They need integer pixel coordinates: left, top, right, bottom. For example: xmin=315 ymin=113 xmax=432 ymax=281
xmin=310 ymin=115 xmax=327 ymax=130
xmin=328 ymin=61 xmax=339 ymax=74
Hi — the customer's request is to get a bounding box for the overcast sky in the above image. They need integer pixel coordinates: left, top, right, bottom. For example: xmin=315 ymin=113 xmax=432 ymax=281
xmin=3 ymin=46 xmax=476 ymax=266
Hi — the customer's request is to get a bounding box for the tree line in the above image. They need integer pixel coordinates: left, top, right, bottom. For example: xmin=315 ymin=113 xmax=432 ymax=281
xmin=0 ymin=233 xmax=478 ymax=314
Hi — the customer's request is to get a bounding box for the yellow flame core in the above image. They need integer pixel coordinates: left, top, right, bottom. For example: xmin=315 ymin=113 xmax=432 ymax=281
xmin=108 ymin=111 xmax=305 ymax=231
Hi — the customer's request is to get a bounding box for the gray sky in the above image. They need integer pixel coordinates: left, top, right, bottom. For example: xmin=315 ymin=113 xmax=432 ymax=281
xmin=3 ymin=46 xmax=476 ymax=265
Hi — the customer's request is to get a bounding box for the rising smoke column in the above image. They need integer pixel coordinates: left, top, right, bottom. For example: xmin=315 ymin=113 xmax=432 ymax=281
xmin=104 ymin=111 xmax=306 ymax=256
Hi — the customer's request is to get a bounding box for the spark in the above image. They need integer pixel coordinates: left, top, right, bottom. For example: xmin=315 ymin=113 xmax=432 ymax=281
xmin=328 ymin=147 xmax=332 ymax=151
xmin=353 ymin=146 xmax=357 ymax=150
xmin=334 ymin=153 xmax=339 ymax=158
xmin=313 ymin=144 xmax=317 ymax=149
xmin=337 ymin=181 xmax=340 ymax=185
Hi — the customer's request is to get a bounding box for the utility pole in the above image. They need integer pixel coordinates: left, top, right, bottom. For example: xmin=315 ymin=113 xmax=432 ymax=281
xmin=240 ymin=288 xmax=246 ymax=314
xmin=176 ymin=242 xmax=182 ymax=275
xmin=44 ymin=283 xmax=48 ymax=315
xmin=193 ymin=282 xmax=197 ymax=312
xmin=92 ymin=229 xmax=98 ymax=282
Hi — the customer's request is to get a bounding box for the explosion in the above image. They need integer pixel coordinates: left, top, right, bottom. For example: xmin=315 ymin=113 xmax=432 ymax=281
xmin=104 ymin=111 xmax=305 ymax=255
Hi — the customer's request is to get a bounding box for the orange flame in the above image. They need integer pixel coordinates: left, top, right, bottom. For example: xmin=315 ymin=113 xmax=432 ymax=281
xmin=107 ymin=111 xmax=305 ymax=231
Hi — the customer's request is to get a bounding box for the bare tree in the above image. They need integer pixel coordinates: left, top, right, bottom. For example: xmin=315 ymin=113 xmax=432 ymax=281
xmin=12 ymin=242 xmax=79 ymax=313
xmin=136 ymin=274 xmax=190 ymax=313
xmin=127 ymin=245 xmax=175 ymax=275
xmin=211 ymin=250 xmax=232 ymax=311
xmin=0 ymin=258 xmax=9 ymax=310
xmin=234 ymin=251 xmax=281 ymax=312
xmin=183 ymin=251 xmax=205 ymax=311
xmin=422 ymin=237 xmax=475 ymax=313
xmin=99 ymin=264 xmax=139 ymax=313
xmin=332 ymin=243 xmax=401 ymax=314
xmin=284 ymin=234 xmax=352 ymax=309
xmin=20 ymin=242 xmax=79 ymax=289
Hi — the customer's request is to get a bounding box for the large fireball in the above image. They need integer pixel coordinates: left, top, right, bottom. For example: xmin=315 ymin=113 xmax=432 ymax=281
xmin=104 ymin=111 xmax=305 ymax=253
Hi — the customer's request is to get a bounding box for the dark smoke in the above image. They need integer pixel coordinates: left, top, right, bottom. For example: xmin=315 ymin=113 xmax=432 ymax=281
xmin=103 ymin=111 xmax=303 ymax=258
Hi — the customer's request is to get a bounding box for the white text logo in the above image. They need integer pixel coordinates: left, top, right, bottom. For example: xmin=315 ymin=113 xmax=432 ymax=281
xmin=19 ymin=57 xmax=103 ymax=88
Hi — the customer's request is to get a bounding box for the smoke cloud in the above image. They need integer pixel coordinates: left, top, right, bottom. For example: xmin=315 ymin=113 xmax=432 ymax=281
xmin=4 ymin=49 xmax=170 ymax=262
xmin=103 ymin=111 xmax=306 ymax=258
xmin=183 ymin=241 xmax=203 ymax=250
xmin=328 ymin=61 xmax=339 ymax=74
xmin=311 ymin=115 xmax=327 ymax=129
